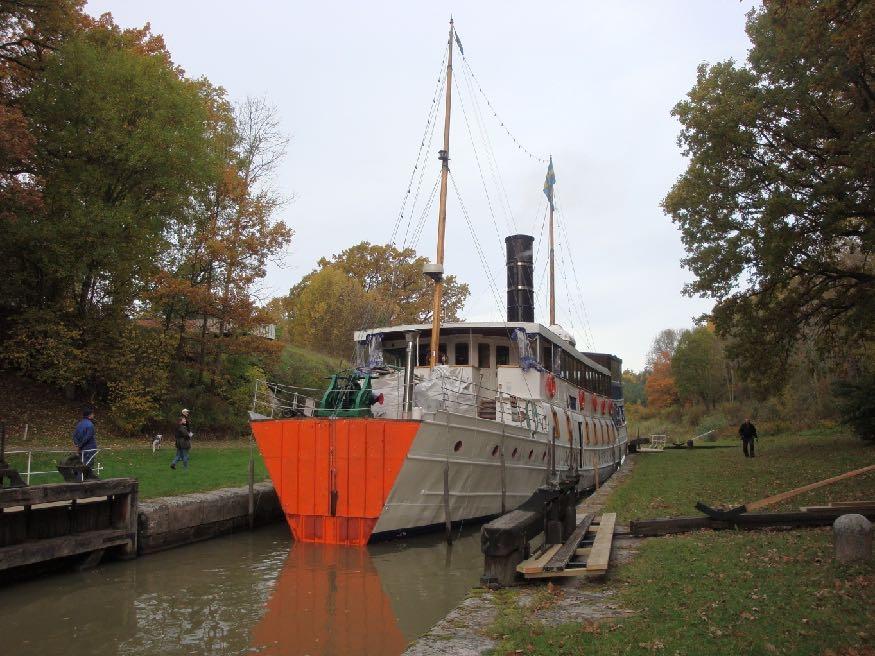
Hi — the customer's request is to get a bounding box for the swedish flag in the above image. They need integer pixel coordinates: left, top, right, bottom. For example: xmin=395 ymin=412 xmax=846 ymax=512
xmin=543 ymin=157 xmax=556 ymax=209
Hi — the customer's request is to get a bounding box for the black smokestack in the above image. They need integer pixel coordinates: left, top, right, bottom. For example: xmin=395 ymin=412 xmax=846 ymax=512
xmin=505 ymin=234 xmax=535 ymax=322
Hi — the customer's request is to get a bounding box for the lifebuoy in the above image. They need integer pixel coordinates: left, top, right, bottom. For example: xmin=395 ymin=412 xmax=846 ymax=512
xmin=601 ymin=398 xmax=607 ymax=415
xmin=591 ymin=394 xmax=598 ymax=413
xmin=545 ymin=373 xmax=557 ymax=398
xmin=578 ymin=389 xmax=586 ymax=409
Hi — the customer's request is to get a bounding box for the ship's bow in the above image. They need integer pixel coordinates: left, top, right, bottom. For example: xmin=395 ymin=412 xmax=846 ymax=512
xmin=251 ymin=417 xmax=420 ymax=545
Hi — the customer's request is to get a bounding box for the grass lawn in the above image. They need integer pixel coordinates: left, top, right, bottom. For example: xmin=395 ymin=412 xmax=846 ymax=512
xmin=6 ymin=445 xmax=269 ymax=499
xmin=488 ymin=428 xmax=874 ymax=656
xmin=606 ymin=428 xmax=874 ymax=518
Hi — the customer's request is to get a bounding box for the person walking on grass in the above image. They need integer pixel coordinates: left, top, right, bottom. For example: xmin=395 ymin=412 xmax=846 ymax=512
xmin=73 ymin=406 xmax=98 ymax=476
xmin=171 ymin=409 xmax=193 ymax=469
xmin=739 ymin=418 xmax=758 ymax=458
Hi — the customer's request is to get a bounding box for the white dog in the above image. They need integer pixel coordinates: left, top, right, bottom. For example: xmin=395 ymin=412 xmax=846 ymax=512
xmin=152 ymin=434 xmax=163 ymax=453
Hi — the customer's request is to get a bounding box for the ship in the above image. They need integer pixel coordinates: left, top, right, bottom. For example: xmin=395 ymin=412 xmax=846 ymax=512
xmin=249 ymin=20 xmax=628 ymax=546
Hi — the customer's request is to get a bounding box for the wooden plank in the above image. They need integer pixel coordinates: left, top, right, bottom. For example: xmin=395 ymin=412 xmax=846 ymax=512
xmin=586 ymin=512 xmax=616 ymax=572
xmin=826 ymin=500 xmax=875 ymax=508
xmin=517 ymin=544 xmax=562 ymax=574
xmin=631 ymin=508 xmax=875 ymax=537
xmin=544 ymin=514 xmax=594 ymax=571
xmin=0 ymin=529 xmax=132 ymax=571
xmin=524 ymin=566 xmax=591 ymax=579
xmin=746 ymin=464 xmax=875 ymax=512
xmin=0 ymin=478 xmax=137 ymax=509
xmin=801 ymin=502 xmax=875 ymax=512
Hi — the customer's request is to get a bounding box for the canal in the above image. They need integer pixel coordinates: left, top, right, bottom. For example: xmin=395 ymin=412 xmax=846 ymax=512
xmin=0 ymin=523 xmax=483 ymax=655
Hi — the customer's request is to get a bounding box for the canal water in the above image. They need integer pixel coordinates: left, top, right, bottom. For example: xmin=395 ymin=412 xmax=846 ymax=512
xmin=0 ymin=523 xmax=483 ymax=655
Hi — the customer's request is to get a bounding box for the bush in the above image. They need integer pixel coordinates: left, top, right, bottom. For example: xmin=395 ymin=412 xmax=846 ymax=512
xmin=832 ymin=371 xmax=875 ymax=442
xmin=0 ymin=310 xmax=85 ymax=388
xmin=695 ymin=411 xmax=728 ymax=437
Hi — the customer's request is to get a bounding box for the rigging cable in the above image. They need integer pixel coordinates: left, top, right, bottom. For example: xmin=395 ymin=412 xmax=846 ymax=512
xmin=389 ymin=49 xmax=448 ymax=248
xmin=554 ymin=188 xmax=597 ymax=349
xmin=453 ymin=73 xmax=510 ymax=263
xmin=455 ymin=32 xmax=548 ymax=164
xmin=409 ymin=173 xmax=442 ymax=250
xmin=350 ymin=50 xmax=448 ymax=359
xmin=448 ymin=171 xmax=506 ymax=316
xmin=457 ymin=53 xmax=518 ymax=233
xmin=399 ymin=65 xmax=447 ymax=250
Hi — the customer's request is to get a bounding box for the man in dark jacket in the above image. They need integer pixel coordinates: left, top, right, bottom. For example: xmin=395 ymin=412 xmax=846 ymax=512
xmin=170 ymin=409 xmax=193 ymax=470
xmin=738 ymin=418 xmax=758 ymax=458
xmin=72 ymin=407 xmax=98 ymax=477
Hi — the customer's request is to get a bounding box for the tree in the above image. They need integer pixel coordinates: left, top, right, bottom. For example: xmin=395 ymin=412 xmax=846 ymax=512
xmin=274 ymin=242 xmax=470 ymax=356
xmin=1 ymin=1 xmax=86 ymax=281
xmin=622 ymin=369 xmax=647 ymax=405
xmin=663 ymin=0 xmax=875 ymax=382
xmin=3 ymin=26 xmax=216 ymax=320
xmin=672 ymin=326 xmax=728 ymax=409
xmin=645 ymin=328 xmax=687 ymax=369
xmin=282 ymin=267 xmax=385 ymax=357
xmin=306 ymin=242 xmax=470 ymax=325
xmin=645 ymin=352 xmax=679 ymax=409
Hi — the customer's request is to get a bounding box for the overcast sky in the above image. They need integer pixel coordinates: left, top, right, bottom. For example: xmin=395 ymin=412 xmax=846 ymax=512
xmin=86 ymin=1 xmax=758 ymax=370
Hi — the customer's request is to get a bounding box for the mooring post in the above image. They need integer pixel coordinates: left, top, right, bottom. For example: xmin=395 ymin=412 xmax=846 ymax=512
xmin=248 ymin=436 xmax=255 ymax=530
xmin=833 ymin=514 xmax=872 ymax=564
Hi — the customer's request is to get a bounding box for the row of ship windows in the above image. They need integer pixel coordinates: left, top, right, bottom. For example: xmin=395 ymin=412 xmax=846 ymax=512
xmin=451 ymin=440 xmax=549 ymax=461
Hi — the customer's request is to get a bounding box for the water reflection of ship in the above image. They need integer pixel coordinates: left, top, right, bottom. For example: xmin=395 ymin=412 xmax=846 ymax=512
xmin=250 ymin=543 xmax=407 ymax=655
xmin=251 ymin=529 xmax=483 ymax=655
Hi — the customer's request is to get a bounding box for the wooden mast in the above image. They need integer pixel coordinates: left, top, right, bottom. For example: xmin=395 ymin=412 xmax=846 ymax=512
xmin=429 ymin=19 xmax=455 ymax=368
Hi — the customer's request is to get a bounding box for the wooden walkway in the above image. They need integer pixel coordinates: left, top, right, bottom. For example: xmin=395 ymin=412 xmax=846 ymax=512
xmin=517 ymin=512 xmax=619 ymax=579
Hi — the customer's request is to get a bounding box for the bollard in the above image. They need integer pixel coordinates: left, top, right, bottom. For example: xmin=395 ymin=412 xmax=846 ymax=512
xmin=833 ymin=514 xmax=872 ymax=564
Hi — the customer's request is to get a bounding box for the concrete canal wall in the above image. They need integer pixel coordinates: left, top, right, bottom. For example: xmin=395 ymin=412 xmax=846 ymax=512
xmin=137 ymin=481 xmax=283 ymax=554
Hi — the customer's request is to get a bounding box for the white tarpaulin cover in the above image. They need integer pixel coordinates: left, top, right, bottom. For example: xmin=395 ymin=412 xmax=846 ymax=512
xmin=370 ymin=371 xmax=403 ymax=419
xmin=414 ymin=365 xmax=476 ymax=416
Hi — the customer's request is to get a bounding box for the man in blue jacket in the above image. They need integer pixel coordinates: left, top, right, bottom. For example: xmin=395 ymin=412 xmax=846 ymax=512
xmin=73 ymin=407 xmax=98 ymax=474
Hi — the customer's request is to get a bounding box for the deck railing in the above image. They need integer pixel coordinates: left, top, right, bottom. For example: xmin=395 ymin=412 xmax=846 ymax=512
xmin=5 ymin=448 xmax=103 ymax=484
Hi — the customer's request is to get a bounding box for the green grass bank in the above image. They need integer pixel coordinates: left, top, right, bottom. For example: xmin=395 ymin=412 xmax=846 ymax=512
xmin=6 ymin=446 xmax=269 ymax=500
xmin=489 ymin=428 xmax=874 ymax=656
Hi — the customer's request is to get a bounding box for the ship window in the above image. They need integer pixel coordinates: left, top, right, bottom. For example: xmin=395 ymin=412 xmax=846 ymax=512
xmin=491 ymin=445 xmax=499 ymax=457
xmin=453 ymin=440 xmax=463 ymax=452
xmin=384 ymin=348 xmax=405 ymax=368
xmin=568 ymin=395 xmax=577 ymax=410
xmin=496 ymin=345 xmax=510 ymax=366
xmin=528 ymin=449 xmax=534 ymax=460
xmin=542 ymin=345 xmax=553 ymax=372
xmin=478 ymin=343 xmax=491 ymax=368
xmin=455 ymin=342 xmax=469 ymax=365
xmin=512 ymin=447 xmax=519 ymax=458
xmin=418 ymin=343 xmax=448 ymax=365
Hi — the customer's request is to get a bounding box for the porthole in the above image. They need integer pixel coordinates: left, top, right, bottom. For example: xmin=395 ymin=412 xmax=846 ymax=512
xmin=453 ymin=440 xmax=463 ymax=452
xmin=512 ymin=448 xmax=519 ymax=458
xmin=528 ymin=449 xmax=534 ymax=460
xmin=491 ymin=445 xmax=499 ymax=457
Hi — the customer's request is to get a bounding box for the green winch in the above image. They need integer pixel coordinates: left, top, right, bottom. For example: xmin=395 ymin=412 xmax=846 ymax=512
xmin=315 ymin=372 xmax=384 ymax=418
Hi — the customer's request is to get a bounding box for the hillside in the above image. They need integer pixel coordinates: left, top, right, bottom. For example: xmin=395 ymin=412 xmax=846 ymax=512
xmin=0 ymin=343 xmax=345 ymax=447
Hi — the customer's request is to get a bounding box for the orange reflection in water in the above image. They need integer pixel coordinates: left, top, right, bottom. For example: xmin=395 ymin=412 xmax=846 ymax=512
xmin=251 ymin=542 xmax=408 ymax=656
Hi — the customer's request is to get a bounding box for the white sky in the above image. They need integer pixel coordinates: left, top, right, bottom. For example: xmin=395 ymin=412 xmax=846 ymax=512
xmin=86 ymin=1 xmax=758 ymax=370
